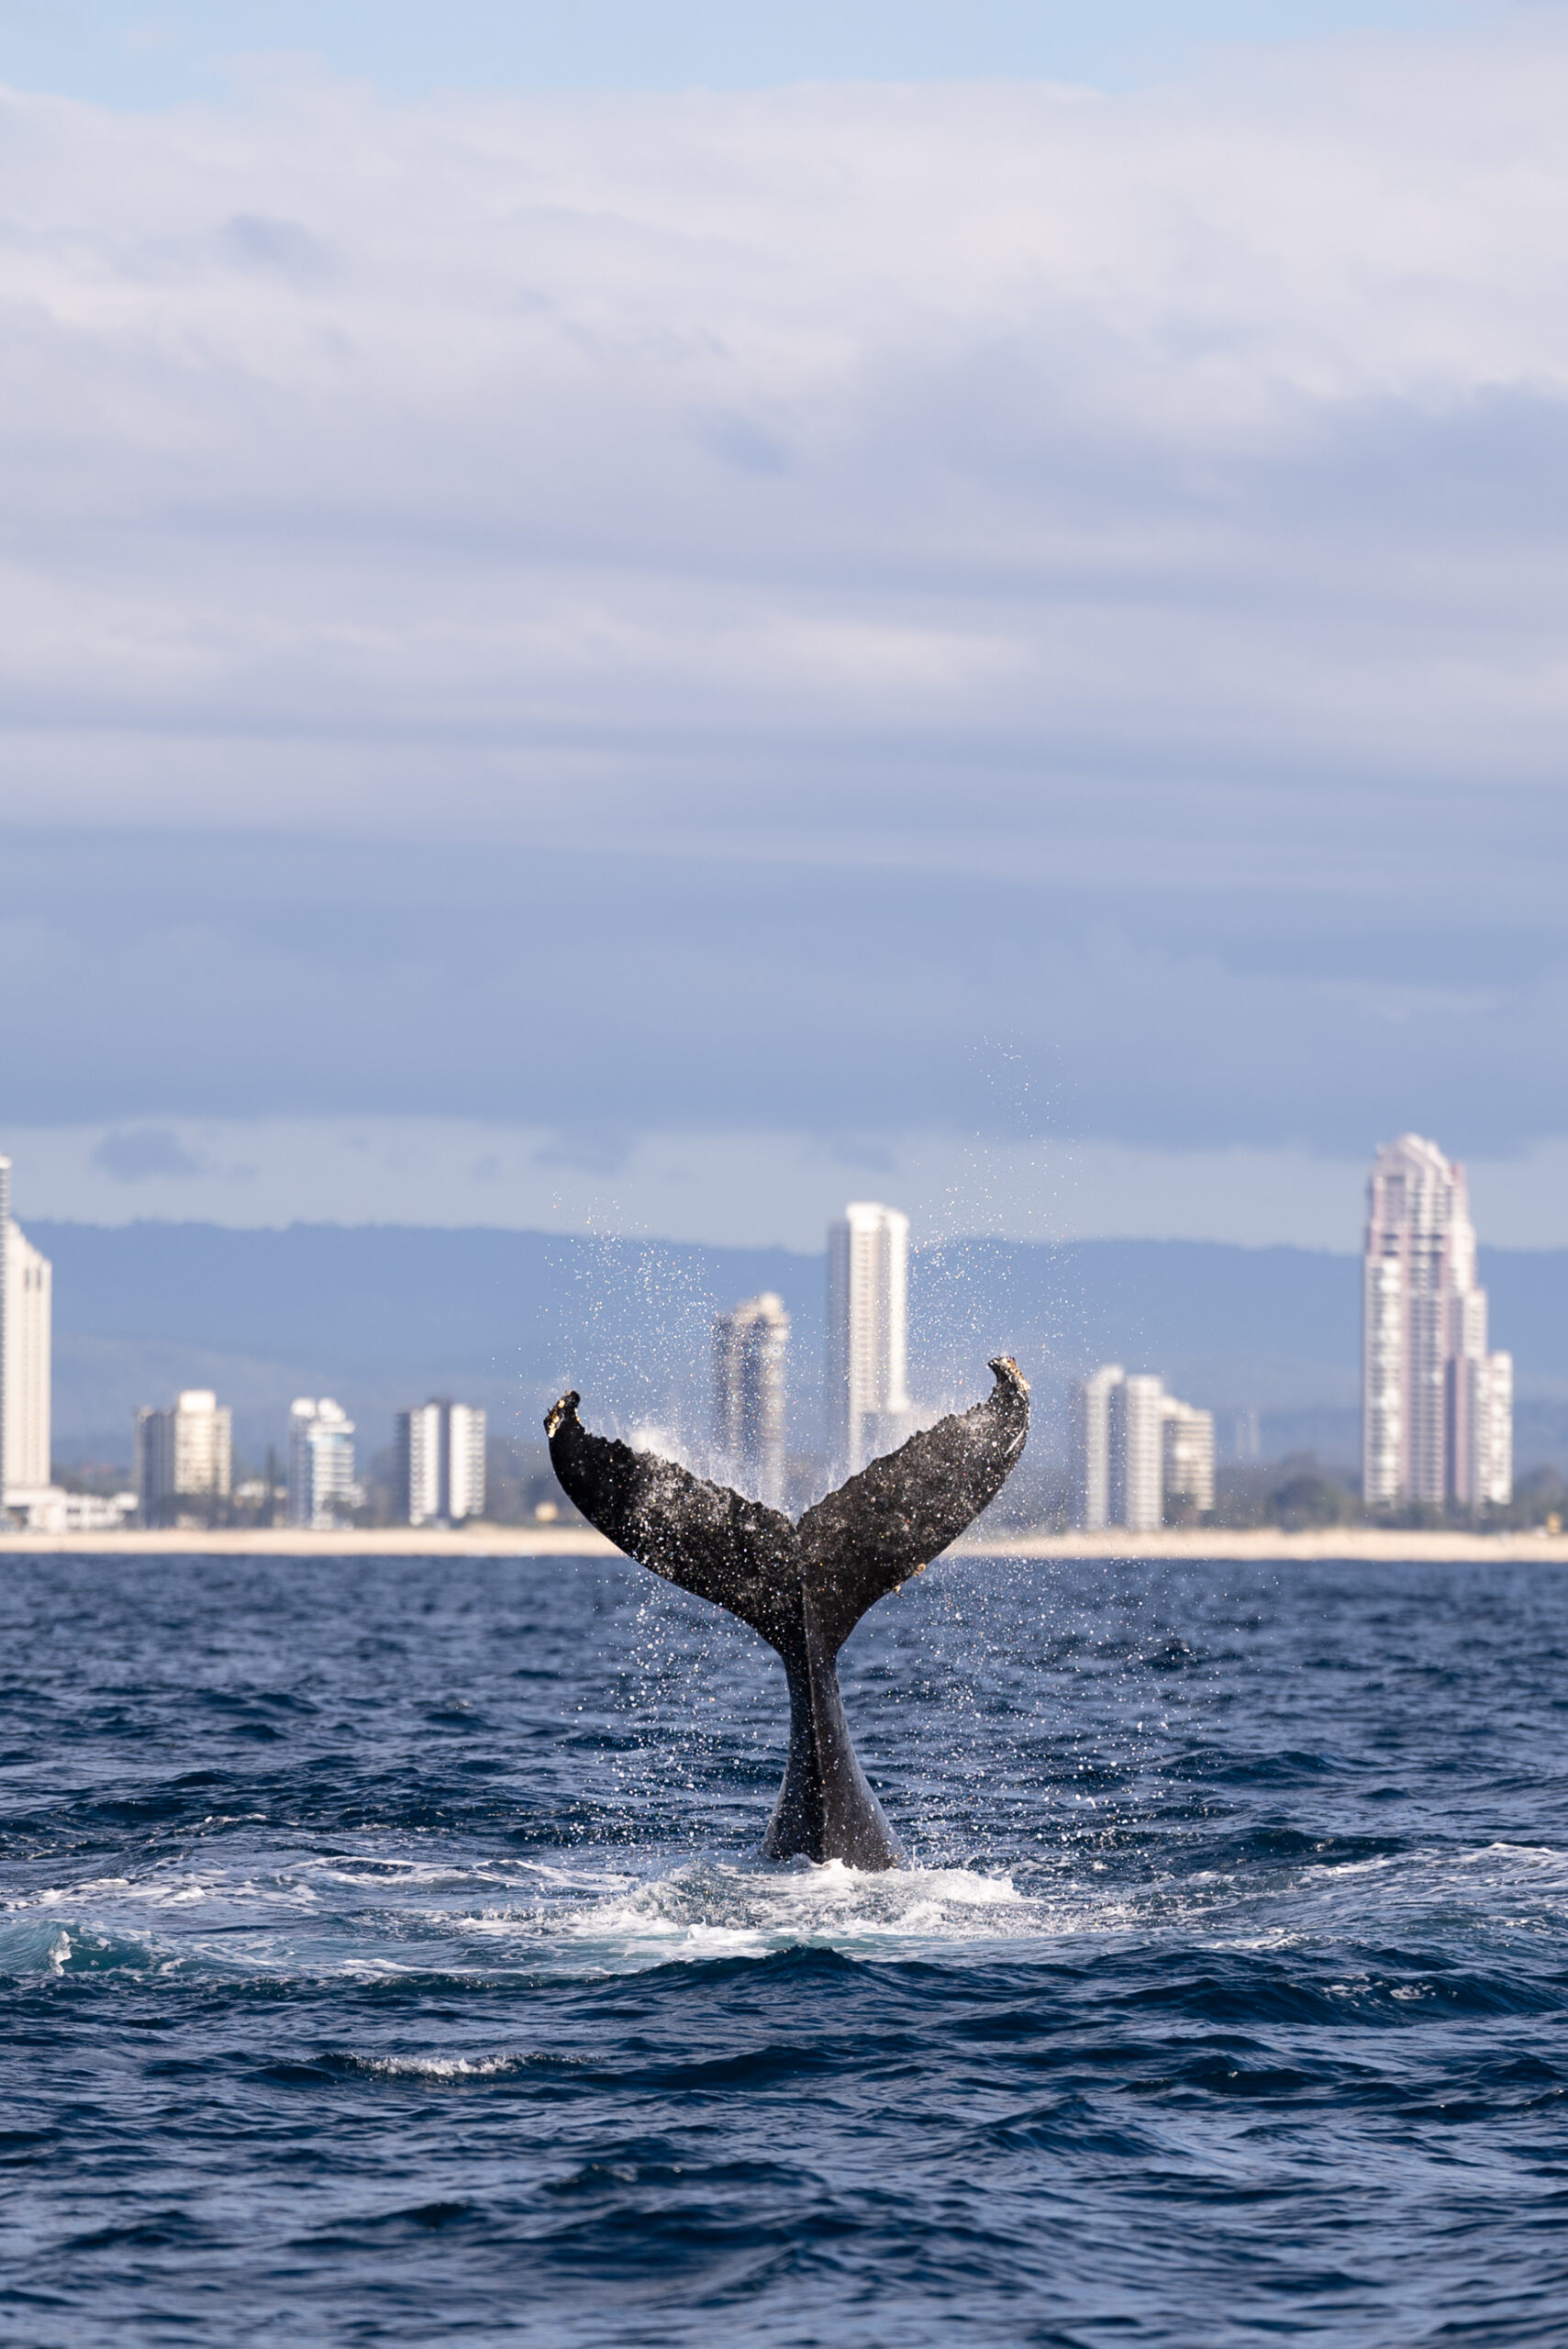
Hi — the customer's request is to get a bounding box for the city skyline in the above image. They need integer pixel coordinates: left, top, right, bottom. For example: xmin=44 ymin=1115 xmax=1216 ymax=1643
xmin=0 ymin=1137 xmax=1554 ymax=1521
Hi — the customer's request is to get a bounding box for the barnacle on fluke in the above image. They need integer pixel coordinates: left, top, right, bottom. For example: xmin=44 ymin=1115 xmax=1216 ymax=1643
xmin=545 ymin=1357 xmax=1029 ymax=1870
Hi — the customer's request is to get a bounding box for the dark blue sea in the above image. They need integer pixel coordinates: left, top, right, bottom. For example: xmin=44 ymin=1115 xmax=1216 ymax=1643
xmin=3 ymin=1550 xmax=1567 ymax=2346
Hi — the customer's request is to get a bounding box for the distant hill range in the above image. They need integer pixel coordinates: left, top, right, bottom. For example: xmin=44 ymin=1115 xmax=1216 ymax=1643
xmin=32 ymin=1221 xmax=1568 ymax=1475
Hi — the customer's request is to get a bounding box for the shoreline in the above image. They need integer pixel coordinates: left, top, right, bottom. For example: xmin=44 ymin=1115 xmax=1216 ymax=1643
xmin=3 ymin=1526 xmax=1566 ymax=1564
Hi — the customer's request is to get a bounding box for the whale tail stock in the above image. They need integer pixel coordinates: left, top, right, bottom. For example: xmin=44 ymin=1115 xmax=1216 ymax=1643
xmin=545 ymin=1357 xmax=1029 ymax=1871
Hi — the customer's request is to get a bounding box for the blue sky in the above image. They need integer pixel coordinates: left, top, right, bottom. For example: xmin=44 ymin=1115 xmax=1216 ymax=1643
xmin=1 ymin=1 xmax=1467 ymax=104
xmin=2 ymin=0 xmax=1565 ymax=1246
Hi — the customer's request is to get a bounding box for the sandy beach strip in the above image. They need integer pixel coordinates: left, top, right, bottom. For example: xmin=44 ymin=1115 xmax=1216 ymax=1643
xmin=3 ymin=1525 xmax=1566 ymax=1564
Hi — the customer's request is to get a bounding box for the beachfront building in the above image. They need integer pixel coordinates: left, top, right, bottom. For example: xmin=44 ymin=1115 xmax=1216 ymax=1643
xmin=1072 ymin=1365 xmax=1215 ymax=1530
xmin=827 ymin=1202 xmax=912 ymax=1476
xmin=3 ymin=1209 xmax=51 ymax=1498
xmin=713 ymin=1292 xmax=789 ymax=1508
xmin=1362 ymin=1133 xmax=1512 ymax=1510
xmin=1114 ymin=1374 xmax=1168 ymax=1534
xmin=0 ymin=1156 xmax=8 ymax=1493
xmin=136 ymin=1389 xmax=233 ymax=1527
xmin=288 ymin=1397 xmax=358 ymax=1529
xmin=396 ymin=1398 xmax=487 ymax=1526
xmin=7 ymin=1487 xmax=137 ymax=1534
xmin=1162 ymin=1397 xmax=1216 ymax=1516
xmin=1071 ymin=1363 xmax=1125 ymax=1531
xmin=1 ymin=1150 xmax=71 ymax=1528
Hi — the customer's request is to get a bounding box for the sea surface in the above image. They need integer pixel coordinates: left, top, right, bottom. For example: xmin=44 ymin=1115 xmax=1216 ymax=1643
xmin=2 ymin=1550 xmax=1567 ymax=2346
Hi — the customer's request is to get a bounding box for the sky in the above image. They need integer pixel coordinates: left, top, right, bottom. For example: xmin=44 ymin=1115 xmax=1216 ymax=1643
xmin=3 ymin=0 xmax=1566 ymax=1248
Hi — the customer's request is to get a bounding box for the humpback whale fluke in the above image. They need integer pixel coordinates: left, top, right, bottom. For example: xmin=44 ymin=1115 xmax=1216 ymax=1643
xmin=545 ymin=1356 xmax=1029 ymax=1871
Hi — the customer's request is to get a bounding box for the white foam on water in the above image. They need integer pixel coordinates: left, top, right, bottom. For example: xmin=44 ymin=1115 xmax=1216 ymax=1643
xmin=0 ymin=1846 xmax=1094 ymax=1980
xmin=550 ymin=1858 xmax=1036 ymax=1968
xmin=6 ymin=1833 xmax=1565 ymax=1986
xmin=341 ymin=2051 xmax=540 ymax=2082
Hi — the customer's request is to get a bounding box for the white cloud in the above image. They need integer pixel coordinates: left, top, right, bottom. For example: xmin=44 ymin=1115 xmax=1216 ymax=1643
xmin=3 ymin=33 xmax=1568 ymax=851
xmin=3 ymin=29 xmax=1568 ymax=1197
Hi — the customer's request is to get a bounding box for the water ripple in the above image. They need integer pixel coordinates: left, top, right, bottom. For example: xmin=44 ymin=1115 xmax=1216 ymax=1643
xmin=4 ymin=1551 xmax=1568 ymax=2344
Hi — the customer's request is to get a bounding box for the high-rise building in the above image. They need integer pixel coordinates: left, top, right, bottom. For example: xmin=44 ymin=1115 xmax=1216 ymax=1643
xmin=1362 ymin=1134 xmax=1512 ymax=1510
xmin=1071 ymin=1364 xmax=1125 ymax=1531
xmin=288 ymin=1397 xmax=357 ymax=1530
xmin=1073 ymin=1365 xmax=1214 ymax=1530
xmin=4 ymin=1220 xmax=52 ymax=1494
xmin=1162 ymin=1397 xmax=1216 ymax=1516
xmin=712 ymin=1293 xmax=789 ymax=1508
xmin=1113 ymin=1374 xmax=1167 ymax=1534
xmin=2 ymin=1152 xmax=57 ymax=1515
xmin=136 ymin=1389 xmax=233 ymax=1527
xmin=0 ymin=1155 xmax=8 ymax=1493
xmin=396 ymin=1399 xmax=487 ymax=1526
xmin=827 ymin=1202 xmax=912 ymax=1476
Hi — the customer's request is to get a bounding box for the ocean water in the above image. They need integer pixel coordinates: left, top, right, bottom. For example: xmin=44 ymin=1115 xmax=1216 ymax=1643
xmin=2 ymin=1551 xmax=1567 ymax=2346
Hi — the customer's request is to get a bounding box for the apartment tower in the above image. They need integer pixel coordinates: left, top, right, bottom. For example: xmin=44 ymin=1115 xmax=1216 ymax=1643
xmin=827 ymin=1203 xmax=911 ymax=1476
xmin=136 ymin=1390 xmax=233 ymax=1527
xmin=712 ymin=1292 xmax=790 ymax=1508
xmin=1071 ymin=1364 xmax=1125 ymax=1531
xmin=1362 ymin=1134 xmax=1512 ymax=1510
xmin=288 ymin=1397 xmax=357 ymax=1530
xmin=5 ymin=1221 xmax=52 ymax=1495
xmin=1 ymin=1150 xmax=54 ymax=1509
xmin=397 ymin=1399 xmax=487 ymax=1526
xmin=1161 ymin=1398 xmax=1216 ymax=1516
xmin=0 ymin=1156 xmax=7 ymax=1492
xmin=1113 ymin=1375 xmax=1168 ymax=1535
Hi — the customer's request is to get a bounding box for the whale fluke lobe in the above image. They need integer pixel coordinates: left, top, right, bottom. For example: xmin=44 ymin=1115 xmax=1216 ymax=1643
xmin=795 ymin=1354 xmax=1029 ymax=1654
xmin=546 ymin=1356 xmax=1029 ymax=1871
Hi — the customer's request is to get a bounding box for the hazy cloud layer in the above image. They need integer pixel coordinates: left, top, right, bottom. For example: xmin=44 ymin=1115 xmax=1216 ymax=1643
xmin=11 ymin=1107 xmax=1568 ymax=1250
xmin=2 ymin=32 xmax=1566 ymax=1174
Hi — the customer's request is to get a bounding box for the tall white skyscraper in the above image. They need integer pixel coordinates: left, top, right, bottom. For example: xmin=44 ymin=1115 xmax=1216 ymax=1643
xmin=0 ymin=1155 xmax=8 ymax=1493
xmin=5 ymin=1221 xmax=53 ymax=1494
xmin=713 ymin=1292 xmax=789 ymax=1508
xmin=136 ymin=1389 xmax=233 ymax=1527
xmin=2 ymin=1152 xmax=56 ymax=1508
xmin=396 ymin=1399 xmax=487 ymax=1526
xmin=1072 ymin=1364 xmax=1125 ymax=1531
xmin=1362 ymin=1134 xmax=1512 ymax=1510
xmin=289 ymin=1397 xmax=358 ymax=1530
xmin=1112 ymin=1374 xmax=1167 ymax=1534
xmin=827 ymin=1203 xmax=911 ymax=1475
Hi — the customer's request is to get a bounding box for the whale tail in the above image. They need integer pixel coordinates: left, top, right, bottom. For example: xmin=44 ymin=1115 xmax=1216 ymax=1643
xmin=545 ymin=1356 xmax=1029 ymax=1662
xmin=545 ymin=1358 xmax=1029 ymax=1868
